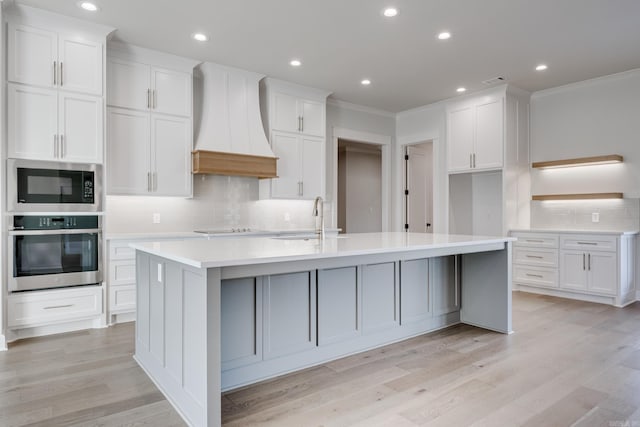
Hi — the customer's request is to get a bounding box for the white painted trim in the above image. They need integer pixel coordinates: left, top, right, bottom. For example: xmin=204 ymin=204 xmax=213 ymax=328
xmin=0 ymin=335 xmax=7 ymax=352
xmin=531 ymin=68 xmax=640 ymax=99
xmin=109 ymin=41 xmax=201 ymax=71
xmin=327 ymin=98 xmax=396 ymax=118
xmin=263 ymin=77 xmax=332 ymax=100
xmin=331 ymin=127 xmax=392 ymax=232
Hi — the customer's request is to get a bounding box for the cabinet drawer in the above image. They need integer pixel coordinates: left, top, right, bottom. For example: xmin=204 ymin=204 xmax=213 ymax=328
xmin=109 ymin=259 xmax=136 ymax=286
xmin=560 ymin=234 xmax=617 ymax=252
xmin=512 ymin=233 xmax=558 ymax=249
xmin=514 ymin=266 xmax=558 ymax=288
xmin=8 ymin=286 xmax=103 ymax=328
xmin=109 ymin=240 xmax=136 ymax=260
xmin=109 ymin=284 xmax=136 ymax=313
xmin=514 ymin=247 xmax=558 ymax=268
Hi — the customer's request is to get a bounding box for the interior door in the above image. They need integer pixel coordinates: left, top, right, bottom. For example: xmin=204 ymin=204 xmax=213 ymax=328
xmin=406 ymin=144 xmax=433 ymax=233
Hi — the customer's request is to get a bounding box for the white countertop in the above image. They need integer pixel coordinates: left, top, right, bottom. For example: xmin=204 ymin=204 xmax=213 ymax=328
xmin=105 ymin=228 xmax=339 ymax=240
xmin=511 ymin=228 xmax=638 ymax=236
xmin=129 ymin=232 xmax=515 ymax=269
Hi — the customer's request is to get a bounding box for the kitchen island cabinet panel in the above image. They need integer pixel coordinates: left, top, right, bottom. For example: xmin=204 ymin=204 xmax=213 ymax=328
xmin=400 ymin=259 xmax=431 ymax=324
xmin=221 ymin=278 xmax=263 ymax=370
xmin=362 ymin=262 xmax=399 ymax=333
xmin=149 ymin=259 xmax=166 ymax=366
xmin=135 ymin=252 xmax=151 ymax=352
xmin=263 ymin=272 xmax=317 ymax=359
xmin=432 ymin=256 xmax=460 ymax=316
xmin=317 ymin=267 xmax=359 ymax=345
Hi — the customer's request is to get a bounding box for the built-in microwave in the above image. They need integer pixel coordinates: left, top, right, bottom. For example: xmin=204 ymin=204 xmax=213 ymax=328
xmin=7 ymin=159 xmax=102 ymax=212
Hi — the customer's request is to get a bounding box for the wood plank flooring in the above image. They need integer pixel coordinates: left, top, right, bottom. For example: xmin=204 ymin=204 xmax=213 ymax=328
xmin=1 ymin=292 xmax=640 ymax=426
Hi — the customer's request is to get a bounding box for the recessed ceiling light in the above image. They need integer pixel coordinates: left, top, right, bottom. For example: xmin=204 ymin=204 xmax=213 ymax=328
xmin=437 ymin=32 xmax=451 ymax=40
xmin=361 ymin=79 xmax=371 ymax=86
xmin=290 ymin=59 xmax=302 ymax=67
xmin=456 ymin=87 xmax=466 ymax=93
xmin=536 ymin=64 xmax=548 ymax=71
xmin=192 ymin=33 xmax=208 ymax=42
xmin=383 ymin=7 xmax=398 ymax=17
xmin=78 ymin=1 xmax=99 ymax=12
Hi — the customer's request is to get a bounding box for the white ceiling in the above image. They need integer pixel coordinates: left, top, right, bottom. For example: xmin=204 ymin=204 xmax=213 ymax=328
xmin=12 ymin=0 xmax=640 ymax=112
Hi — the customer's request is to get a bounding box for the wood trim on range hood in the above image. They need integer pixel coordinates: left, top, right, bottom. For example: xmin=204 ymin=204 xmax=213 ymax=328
xmin=532 ymin=193 xmax=623 ymax=201
xmin=532 ymin=155 xmax=623 ymax=169
xmin=192 ymin=150 xmax=277 ymax=179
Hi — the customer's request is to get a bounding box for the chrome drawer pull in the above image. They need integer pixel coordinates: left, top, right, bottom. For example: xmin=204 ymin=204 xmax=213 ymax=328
xmin=577 ymin=242 xmax=598 ymax=245
xmin=43 ymin=304 xmax=73 ymax=310
xmin=525 ymin=239 xmax=544 ymax=243
xmin=526 ymin=255 xmax=544 ymax=259
xmin=525 ymin=273 xmax=544 ymax=278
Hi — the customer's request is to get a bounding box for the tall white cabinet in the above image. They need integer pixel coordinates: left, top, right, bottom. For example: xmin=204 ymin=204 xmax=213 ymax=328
xmin=447 ymin=86 xmax=531 ymax=236
xmin=5 ymin=7 xmax=112 ymax=164
xmin=259 ymin=78 xmax=331 ymax=200
xmin=106 ymin=43 xmax=199 ymax=197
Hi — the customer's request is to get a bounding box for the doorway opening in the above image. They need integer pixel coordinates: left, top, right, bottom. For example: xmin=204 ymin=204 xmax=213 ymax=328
xmin=337 ymin=139 xmax=382 ymax=233
xmin=404 ymin=141 xmax=434 ymax=233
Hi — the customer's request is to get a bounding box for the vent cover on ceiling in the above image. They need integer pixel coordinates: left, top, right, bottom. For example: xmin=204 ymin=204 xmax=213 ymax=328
xmin=482 ymin=76 xmax=507 ymax=85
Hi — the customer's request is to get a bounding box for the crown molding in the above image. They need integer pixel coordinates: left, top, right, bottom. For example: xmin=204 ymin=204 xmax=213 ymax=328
xmin=327 ymin=98 xmax=395 ymax=118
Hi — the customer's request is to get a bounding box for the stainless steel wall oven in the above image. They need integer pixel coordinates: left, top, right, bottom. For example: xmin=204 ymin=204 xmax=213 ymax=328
xmin=9 ymin=215 xmax=102 ymax=292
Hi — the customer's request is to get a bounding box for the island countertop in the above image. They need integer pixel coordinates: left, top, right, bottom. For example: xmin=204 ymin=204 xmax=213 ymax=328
xmin=130 ymin=232 xmax=515 ymax=269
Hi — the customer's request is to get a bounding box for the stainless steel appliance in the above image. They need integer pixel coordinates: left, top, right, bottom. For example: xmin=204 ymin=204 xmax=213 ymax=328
xmin=7 ymin=159 xmax=102 ymax=212
xmin=9 ymin=215 xmax=102 ymax=292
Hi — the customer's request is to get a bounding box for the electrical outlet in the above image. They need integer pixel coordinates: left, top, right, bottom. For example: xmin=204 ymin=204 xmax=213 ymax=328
xmin=153 ymin=213 xmax=161 ymax=224
xmin=284 ymin=212 xmax=291 ymax=222
xmin=592 ymin=212 xmax=600 ymax=223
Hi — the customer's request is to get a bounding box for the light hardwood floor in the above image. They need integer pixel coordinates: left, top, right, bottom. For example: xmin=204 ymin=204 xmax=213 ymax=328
xmin=2 ymin=292 xmax=640 ymax=426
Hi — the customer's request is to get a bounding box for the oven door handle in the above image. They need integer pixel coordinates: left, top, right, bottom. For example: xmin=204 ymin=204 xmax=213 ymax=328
xmin=9 ymin=228 xmax=101 ymax=236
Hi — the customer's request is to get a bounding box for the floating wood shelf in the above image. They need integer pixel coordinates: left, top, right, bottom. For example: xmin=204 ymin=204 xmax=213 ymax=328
xmin=532 ymin=193 xmax=623 ymax=201
xmin=192 ymin=150 xmax=278 ymax=179
xmin=532 ymin=155 xmax=623 ymax=169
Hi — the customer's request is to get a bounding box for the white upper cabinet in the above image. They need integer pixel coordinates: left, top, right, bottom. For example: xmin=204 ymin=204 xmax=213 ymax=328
xmin=58 ymin=92 xmax=103 ymax=163
xmin=259 ymin=78 xmax=331 ymax=200
xmin=107 ymin=54 xmax=192 ymax=118
xmin=106 ymin=44 xmax=198 ymax=197
xmin=447 ymin=95 xmax=504 ymax=173
xmin=8 ymin=23 xmax=103 ymax=96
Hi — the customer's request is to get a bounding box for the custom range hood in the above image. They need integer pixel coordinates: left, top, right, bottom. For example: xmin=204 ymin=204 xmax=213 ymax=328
xmin=192 ymin=62 xmax=277 ymax=178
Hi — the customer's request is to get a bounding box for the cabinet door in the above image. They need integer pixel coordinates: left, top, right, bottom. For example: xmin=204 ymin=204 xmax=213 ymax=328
xmin=270 ymin=132 xmax=301 ymax=198
xmin=447 ymin=106 xmax=474 ymax=172
xmin=300 ymin=99 xmax=324 ymax=137
xmin=8 ymin=84 xmax=58 ymax=161
xmin=107 ymin=57 xmax=151 ymax=111
xmin=272 ymin=92 xmax=299 ymax=133
xmin=58 ymin=36 xmax=103 ymax=95
xmin=8 ymin=24 xmax=57 ymax=88
xmin=152 ymin=115 xmax=192 ymax=196
xmin=107 ymin=108 xmax=151 ymax=195
xmin=431 ymin=256 xmax=460 ymax=315
xmin=221 ymin=278 xmax=262 ymax=370
xmin=300 ymin=136 xmax=324 ymax=199
xmin=559 ymin=250 xmax=588 ymax=291
xmin=400 ymin=259 xmax=430 ymax=324
xmin=474 ymin=99 xmax=503 ymax=170
xmin=587 ymin=251 xmax=617 ymax=295
xmin=152 ymin=67 xmax=192 ymax=117
xmin=362 ymin=262 xmax=399 ymax=333
xmin=263 ymin=272 xmax=316 ymax=359
xmin=59 ymin=92 xmax=103 ymax=163
xmin=317 ymin=267 xmax=359 ymax=345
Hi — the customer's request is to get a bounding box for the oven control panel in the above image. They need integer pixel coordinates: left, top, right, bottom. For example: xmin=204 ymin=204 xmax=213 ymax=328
xmin=13 ymin=215 xmax=99 ymax=230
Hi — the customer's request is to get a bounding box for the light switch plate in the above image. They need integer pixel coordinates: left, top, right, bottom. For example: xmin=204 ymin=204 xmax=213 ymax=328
xmin=592 ymin=212 xmax=600 ymax=223
xmin=153 ymin=213 xmax=161 ymax=224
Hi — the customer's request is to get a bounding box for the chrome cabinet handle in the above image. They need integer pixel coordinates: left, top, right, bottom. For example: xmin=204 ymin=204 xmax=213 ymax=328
xmin=473 ymin=153 xmax=476 ymax=168
xmin=526 ymin=255 xmax=543 ymax=259
xmin=153 ymin=90 xmax=157 ymax=109
xmin=583 ymin=253 xmax=586 ymax=270
xmin=526 ymin=273 xmax=543 ymax=278
xmin=153 ymin=172 xmax=157 ymax=192
xmin=53 ymin=61 xmax=57 ymax=85
xmin=44 ymin=304 xmax=73 ymax=310
xmin=54 ymin=134 xmax=58 ymax=157
xmin=469 ymin=153 xmax=472 ymax=168
xmin=147 ymin=172 xmax=151 ymax=192
xmin=60 ymin=135 xmax=65 ymax=158
xmin=588 ymin=253 xmax=591 ymax=271
xmin=301 ymin=116 xmax=304 ymax=132
xmin=60 ymin=62 xmax=63 ymax=86
xmin=525 ymin=239 xmax=544 ymax=243
xmin=300 ymin=181 xmax=303 ymax=196
xmin=147 ymin=89 xmax=151 ymax=109
xmin=577 ymin=241 xmax=597 ymax=245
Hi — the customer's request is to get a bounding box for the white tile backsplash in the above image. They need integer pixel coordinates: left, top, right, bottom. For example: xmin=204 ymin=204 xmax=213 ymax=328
xmin=530 ymin=198 xmax=640 ymax=231
xmin=105 ymin=175 xmax=330 ymax=233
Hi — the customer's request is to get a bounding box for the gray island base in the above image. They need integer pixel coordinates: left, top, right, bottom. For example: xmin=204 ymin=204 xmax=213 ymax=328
xmin=131 ymin=232 xmax=514 ymax=426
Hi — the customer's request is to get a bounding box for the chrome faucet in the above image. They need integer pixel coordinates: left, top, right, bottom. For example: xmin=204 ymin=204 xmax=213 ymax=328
xmin=312 ymin=196 xmax=325 ymax=239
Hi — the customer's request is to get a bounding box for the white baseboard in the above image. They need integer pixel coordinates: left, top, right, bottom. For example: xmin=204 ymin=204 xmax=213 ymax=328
xmin=6 ymin=317 xmax=103 ymax=343
xmin=0 ymin=334 xmax=7 ymax=351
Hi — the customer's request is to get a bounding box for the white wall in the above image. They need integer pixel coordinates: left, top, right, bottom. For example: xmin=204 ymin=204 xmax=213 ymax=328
xmin=531 ymin=69 xmax=640 ymax=199
xmin=396 ymin=103 xmax=447 ymax=232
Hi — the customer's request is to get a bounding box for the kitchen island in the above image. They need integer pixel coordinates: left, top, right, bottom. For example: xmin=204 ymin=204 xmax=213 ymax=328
xmin=131 ymin=232 xmax=514 ymax=427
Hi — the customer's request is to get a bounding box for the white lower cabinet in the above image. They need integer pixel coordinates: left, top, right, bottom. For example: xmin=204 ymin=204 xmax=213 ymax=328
xmin=512 ymin=231 xmax=635 ymax=306
xmin=8 ymin=286 xmax=103 ymax=328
